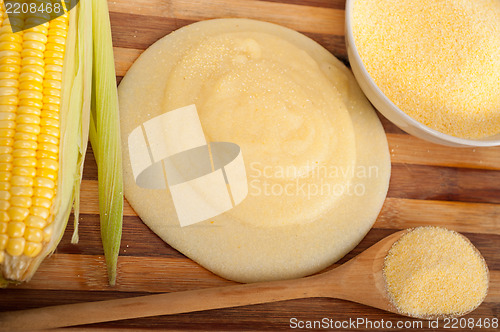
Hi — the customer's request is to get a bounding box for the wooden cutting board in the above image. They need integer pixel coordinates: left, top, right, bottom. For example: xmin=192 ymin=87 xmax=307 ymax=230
xmin=1 ymin=0 xmax=499 ymax=330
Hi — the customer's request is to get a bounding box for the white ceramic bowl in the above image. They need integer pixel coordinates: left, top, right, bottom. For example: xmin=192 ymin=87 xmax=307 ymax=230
xmin=345 ymin=0 xmax=500 ymax=147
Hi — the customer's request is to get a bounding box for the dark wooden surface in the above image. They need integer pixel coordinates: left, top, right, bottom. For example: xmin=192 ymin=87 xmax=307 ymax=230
xmin=1 ymin=0 xmax=499 ymax=330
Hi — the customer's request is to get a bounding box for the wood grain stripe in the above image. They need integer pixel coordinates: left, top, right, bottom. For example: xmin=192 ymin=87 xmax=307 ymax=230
xmin=76 ymin=180 xmax=500 ymax=236
xmin=377 ymin=198 xmax=500 ymax=235
xmin=108 ymin=0 xmax=345 ymax=36
xmin=114 ymin=47 xmax=143 ymax=77
xmin=0 ymin=291 xmax=497 ymax=331
xmin=388 ymin=164 xmax=500 ymax=204
xmin=10 ymin=255 xmax=233 ymax=293
xmin=388 ymin=134 xmax=500 ymax=171
xmin=9 ymin=254 xmax=499 ymax=303
xmin=259 ymin=0 xmax=346 ymax=10
xmin=110 ymin=15 xmax=347 ymax=74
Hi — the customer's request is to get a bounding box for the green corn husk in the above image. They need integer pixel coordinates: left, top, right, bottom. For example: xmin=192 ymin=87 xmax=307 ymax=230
xmin=71 ymin=0 xmax=93 ymax=245
xmin=90 ymin=0 xmax=124 ymax=286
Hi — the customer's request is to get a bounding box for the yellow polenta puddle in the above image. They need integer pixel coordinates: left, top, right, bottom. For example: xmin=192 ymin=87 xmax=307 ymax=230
xmin=384 ymin=227 xmax=489 ymax=318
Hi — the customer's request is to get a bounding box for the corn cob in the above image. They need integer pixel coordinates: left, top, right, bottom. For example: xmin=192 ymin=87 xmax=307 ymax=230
xmin=0 ymin=0 xmax=122 ymax=286
xmin=0 ymin=0 xmax=82 ymax=282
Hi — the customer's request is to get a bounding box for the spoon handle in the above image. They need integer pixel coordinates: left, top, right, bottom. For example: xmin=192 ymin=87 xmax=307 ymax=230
xmin=0 ymin=276 xmax=326 ymax=331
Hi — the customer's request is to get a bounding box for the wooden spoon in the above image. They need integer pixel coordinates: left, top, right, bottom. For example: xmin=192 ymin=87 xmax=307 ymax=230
xmin=0 ymin=230 xmax=407 ymax=331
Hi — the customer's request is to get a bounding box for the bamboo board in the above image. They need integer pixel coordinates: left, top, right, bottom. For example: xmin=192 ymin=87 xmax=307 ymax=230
xmin=1 ymin=0 xmax=499 ymax=330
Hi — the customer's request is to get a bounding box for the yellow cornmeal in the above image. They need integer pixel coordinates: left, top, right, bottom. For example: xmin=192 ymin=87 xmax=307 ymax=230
xmin=384 ymin=227 xmax=489 ymax=318
xmin=352 ymin=0 xmax=500 ymax=139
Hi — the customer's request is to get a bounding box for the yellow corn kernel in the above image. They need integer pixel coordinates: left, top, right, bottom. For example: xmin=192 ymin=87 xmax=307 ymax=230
xmin=17 ymin=114 xmax=41 ymax=125
xmin=21 ymin=56 xmax=44 ymax=68
xmin=0 ymin=162 xmax=12 ymax=171
xmin=40 ymin=110 xmax=59 ymax=121
xmin=0 ymin=118 xmax=15 ymax=128
xmin=11 ymin=175 xmax=34 ymax=187
xmin=21 ymin=48 xmax=44 ymax=59
xmin=26 ymin=25 xmax=48 ymax=35
xmin=12 ymin=148 xmax=36 ymax=158
xmin=10 ymin=196 xmax=32 ymax=209
xmin=19 ymin=72 xmax=43 ymax=84
xmin=22 ymin=40 xmax=45 ymax=53
xmin=0 ymin=233 xmax=7 ymax=249
xmin=0 ymin=104 xmax=17 ymax=113
xmin=0 ymin=199 xmax=9 ymax=211
xmin=42 ymin=87 xmax=60 ymax=97
xmin=36 ymin=168 xmax=56 ymax=181
xmin=34 ymin=177 xmax=54 ymax=189
xmin=46 ymin=28 xmax=67 ymax=38
xmin=44 ymin=50 xmax=63 ymax=59
xmin=0 ymin=41 xmax=22 ymax=52
xmin=36 ymin=150 xmax=57 ymax=161
xmin=0 ymin=86 xmax=18 ymax=96
xmin=8 ymin=206 xmax=30 ymax=221
xmin=16 ymin=124 xmax=41 ymax=135
xmin=14 ymin=131 xmax=37 ymax=141
xmin=42 ymin=95 xmax=60 ymax=105
xmin=44 ymin=71 xmax=61 ymax=81
xmin=0 ymin=250 xmax=3 ymax=263
xmin=0 ymin=190 xmax=10 ymax=201
xmin=20 ymin=64 xmax=44 ymax=77
xmin=18 ymin=98 xmax=43 ymax=109
xmin=39 ymin=126 xmax=58 ymax=137
xmin=49 ymin=19 xmax=67 ymax=31
xmin=0 ymin=137 xmax=13 ymax=146
xmin=6 ymin=237 xmax=25 ymax=256
xmin=0 ymin=211 xmax=7 ymax=223
xmin=13 ymin=157 xmax=37 ymax=168
xmin=0 ymin=181 xmax=10 ymax=191
xmin=32 ymin=196 xmax=51 ymax=209
xmin=44 ymin=43 xmax=64 ymax=53
xmin=19 ymin=80 xmax=43 ymax=93
xmin=18 ymin=89 xmax=43 ymax=101
xmin=23 ymin=32 xmax=48 ymax=44
xmin=12 ymin=166 xmax=36 ymax=177
xmin=24 ymin=227 xmax=43 ymax=243
xmin=30 ymin=206 xmax=49 ymax=219
xmin=33 ymin=187 xmax=53 ymax=200
xmin=0 ymin=34 xmax=23 ymax=44
xmin=25 ymin=215 xmax=46 ymax=229
xmin=42 ymin=79 xmax=61 ymax=90
xmin=38 ymin=158 xmax=57 ymax=171
xmin=0 ymin=116 xmax=14 ymax=128
xmin=0 ymin=146 xmax=12 ymax=154
xmin=23 ymin=241 xmax=42 ymax=257
xmin=0 ymin=79 xmax=19 ymax=88
xmin=0 ymin=171 xmax=10 ymax=181
xmin=0 ymin=221 xmax=6 ymax=233
xmin=47 ymin=35 xmax=65 ymax=45
xmin=0 ymin=95 xmax=19 ymax=106
xmin=6 ymin=221 xmax=25 ymax=237
xmin=38 ymin=134 xmax=59 ymax=145
xmin=10 ymin=186 xmax=33 ymax=197
xmin=42 ymin=225 xmax=52 ymax=242
xmin=38 ymin=143 xmax=58 ymax=154
xmin=0 ymin=153 xmax=12 ymax=163
xmin=18 ymin=105 xmax=42 ymax=116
